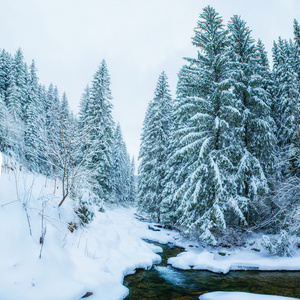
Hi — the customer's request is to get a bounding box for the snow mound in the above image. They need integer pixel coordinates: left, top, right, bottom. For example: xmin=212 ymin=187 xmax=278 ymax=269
xmin=199 ymin=291 xmax=298 ymax=300
xmin=168 ymin=248 xmax=300 ymax=274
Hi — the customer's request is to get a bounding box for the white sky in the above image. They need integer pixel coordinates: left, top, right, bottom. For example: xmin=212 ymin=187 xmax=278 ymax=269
xmin=0 ymin=0 xmax=299 ymax=162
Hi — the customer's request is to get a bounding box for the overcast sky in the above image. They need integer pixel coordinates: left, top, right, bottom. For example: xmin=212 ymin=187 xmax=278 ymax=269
xmin=0 ymin=0 xmax=299 ymax=162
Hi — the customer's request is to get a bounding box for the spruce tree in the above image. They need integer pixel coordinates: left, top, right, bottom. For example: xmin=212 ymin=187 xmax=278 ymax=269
xmin=138 ymin=72 xmax=173 ymax=222
xmin=129 ymin=158 xmax=136 ymax=203
xmin=273 ymin=38 xmax=300 ymax=178
xmin=161 ymin=6 xmax=238 ymax=244
xmin=60 ymin=92 xmax=70 ymax=122
xmin=0 ymin=50 xmax=13 ymax=105
xmin=228 ymin=15 xmax=277 ymax=227
xmin=83 ymin=60 xmax=114 ymax=204
xmin=78 ymin=85 xmax=91 ymax=129
xmin=271 ymin=26 xmax=300 ymax=236
xmin=111 ymin=124 xmax=133 ymax=204
xmin=24 ymin=60 xmax=42 ymax=170
xmin=294 ymin=19 xmax=300 ymax=51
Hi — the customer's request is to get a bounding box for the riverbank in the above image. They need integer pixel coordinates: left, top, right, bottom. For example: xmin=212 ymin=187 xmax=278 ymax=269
xmin=199 ymin=292 xmax=299 ymax=300
xmin=168 ymin=239 xmax=300 ymax=274
xmin=1 ymin=165 xmax=300 ymax=300
xmin=0 ymin=166 xmax=181 ymax=300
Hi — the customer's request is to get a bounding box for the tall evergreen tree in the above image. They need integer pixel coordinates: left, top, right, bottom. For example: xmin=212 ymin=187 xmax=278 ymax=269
xmin=78 ymin=85 xmax=91 ymax=129
xmin=273 ymin=38 xmax=300 ymax=178
xmin=11 ymin=48 xmax=27 ymax=122
xmin=24 ymin=60 xmax=42 ymax=170
xmin=138 ymin=72 xmax=173 ymax=221
xmin=294 ymin=19 xmax=300 ymax=51
xmin=129 ymin=157 xmax=137 ymax=203
xmin=60 ymin=92 xmax=70 ymax=122
xmin=83 ymin=60 xmax=114 ymax=204
xmin=0 ymin=94 xmax=14 ymax=153
xmin=228 ymin=15 xmax=277 ymax=226
xmin=161 ymin=6 xmax=238 ymax=243
xmin=111 ymin=124 xmax=134 ymax=204
xmin=0 ymin=50 xmax=13 ymax=105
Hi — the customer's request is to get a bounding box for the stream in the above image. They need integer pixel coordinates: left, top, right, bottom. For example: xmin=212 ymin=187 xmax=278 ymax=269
xmin=123 ymin=242 xmax=300 ymax=299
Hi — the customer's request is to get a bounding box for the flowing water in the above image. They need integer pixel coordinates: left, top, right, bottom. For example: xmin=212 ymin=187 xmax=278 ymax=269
xmin=123 ymin=242 xmax=300 ymax=299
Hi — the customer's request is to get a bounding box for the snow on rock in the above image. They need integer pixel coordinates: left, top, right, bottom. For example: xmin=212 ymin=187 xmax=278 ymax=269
xmin=199 ymin=291 xmax=299 ymax=300
xmin=168 ymin=246 xmax=300 ymax=274
xmin=0 ymin=166 xmax=179 ymax=300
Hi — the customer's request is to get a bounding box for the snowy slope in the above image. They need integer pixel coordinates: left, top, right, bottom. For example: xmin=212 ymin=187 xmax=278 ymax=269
xmin=0 ymin=158 xmax=178 ymax=300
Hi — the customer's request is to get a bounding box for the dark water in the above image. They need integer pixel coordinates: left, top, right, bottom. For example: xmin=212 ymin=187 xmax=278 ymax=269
xmin=123 ymin=242 xmax=300 ymax=300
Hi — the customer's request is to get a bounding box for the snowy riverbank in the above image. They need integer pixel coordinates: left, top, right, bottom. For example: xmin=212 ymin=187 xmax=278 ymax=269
xmin=168 ymin=242 xmax=300 ymax=274
xmin=0 ymin=165 xmax=180 ymax=300
xmin=0 ymin=165 xmax=299 ymax=300
xmin=199 ymin=292 xmax=299 ymax=300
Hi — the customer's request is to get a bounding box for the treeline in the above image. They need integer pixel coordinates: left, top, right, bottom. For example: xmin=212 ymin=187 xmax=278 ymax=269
xmin=0 ymin=50 xmax=136 ymax=223
xmin=138 ymin=6 xmax=300 ymax=248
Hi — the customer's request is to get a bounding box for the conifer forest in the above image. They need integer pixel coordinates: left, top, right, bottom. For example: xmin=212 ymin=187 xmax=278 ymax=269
xmin=1 ymin=5 xmax=300 ymax=259
xmin=0 ymin=6 xmax=300 ymax=300
xmin=0 ymin=1 xmax=300 ymax=300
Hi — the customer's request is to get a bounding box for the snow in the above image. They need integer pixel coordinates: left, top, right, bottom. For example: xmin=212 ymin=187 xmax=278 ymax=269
xmin=0 ymin=162 xmax=179 ymax=300
xmin=199 ymin=292 xmax=298 ymax=300
xmin=1 ymin=157 xmax=300 ymax=300
xmin=168 ymin=244 xmax=300 ymax=274
xmin=0 ymin=151 xmax=2 ymax=175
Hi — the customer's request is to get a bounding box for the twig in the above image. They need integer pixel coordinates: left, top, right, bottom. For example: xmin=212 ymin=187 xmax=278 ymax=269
xmin=1 ymin=200 xmax=19 ymax=207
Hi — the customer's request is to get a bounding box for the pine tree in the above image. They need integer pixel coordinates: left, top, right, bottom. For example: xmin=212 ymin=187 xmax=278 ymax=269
xmin=11 ymin=48 xmax=27 ymax=122
xmin=161 ymin=6 xmax=238 ymax=244
xmin=128 ymin=157 xmax=136 ymax=203
xmin=0 ymin=94 xmax=12 ymax=153
xmin=24 ymin=60 xmax=42 ymax=170
xmin=271 ymin=26 xmax=300 ymax=236
xmin=78 ymin=85 xmax=91 ymax=129
xmin=0 ymin=50 xmax=13 ymax=105
xmin=273 ymin=38 xmax=300 ymax=178
xmin=111 ymin=124 xmax=133 ymax=204
xmin=35 ymin=84 xmax=50 ymax=174
xmin=60 ymin=92 xmax=70 ymax=122
xmin=228 ymin=15 xmax=277 ymax=227
xmin=138 ymin=72 xmax=173 ymax=222
xmin=83 ymin=60 xmax=114 ymax=204
xmin=294 ymin=19 xmax=300 ymax=50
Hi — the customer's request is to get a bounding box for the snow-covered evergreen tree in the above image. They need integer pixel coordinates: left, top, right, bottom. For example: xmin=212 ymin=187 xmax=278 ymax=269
xmin=111 ymin=124 xmax=134 ymax=204
xmin=78 ymin=85 xmax=91 ymax=129
xmin=129 ymin=158 xmax=137 ymax=203
xmin=293 ymin=19 xmax=300 ymax=78
xmin=0 ymin=50 xmax=13 ymax=105
xmin=228 ymin=15 xmax=277 ymax=227
xmin=24 ymin=60 xmax=43 ymax=171
xmin=270 ymin=23 xmax=300 ymax=237
xmin=138 ymin=72 xmax=173 ymax=222
xmin=161 ymin=6 xmax=239 ymax=244
xmin=0 ymin=94 xmax=15 ymax=154
xmin=83 ymin=60 xmax=114 ymax=205
xmin=273 ymin=38 xmax=300 ymax=178
xmin=60 ymin=92 xmax=70 ymax=122
xmin=11 ymin=48 xmax=27 ymax=128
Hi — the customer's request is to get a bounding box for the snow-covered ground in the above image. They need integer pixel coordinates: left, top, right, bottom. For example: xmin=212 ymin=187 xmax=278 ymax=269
xmin=199 ymin=292 xmax=299 ymax=300
xmin=0 ymin=157 xmax=299 ymax=300
xmin=168 ymin=245 xmax=300 ymax=274
xmin=0 ymin=159 xmax=179 ymax=300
